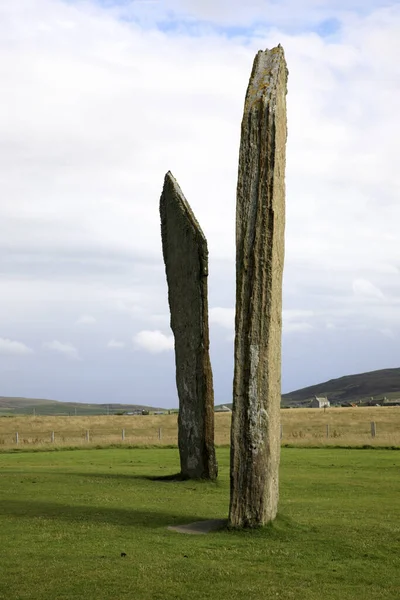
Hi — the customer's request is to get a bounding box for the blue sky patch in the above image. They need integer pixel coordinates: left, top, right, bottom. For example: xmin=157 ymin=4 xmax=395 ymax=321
xmin=315 ymin=17 xmax=342 ymax=37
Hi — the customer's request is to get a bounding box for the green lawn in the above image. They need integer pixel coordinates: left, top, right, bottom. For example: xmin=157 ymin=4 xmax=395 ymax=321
xmin=0 ymin=447 xmax=399 ymax=600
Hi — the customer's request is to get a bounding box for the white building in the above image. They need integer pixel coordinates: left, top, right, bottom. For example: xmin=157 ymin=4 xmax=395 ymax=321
xmin=310 ymin=396 xmax=330 ymax=408
xmin=215 ymin=405 xmax=232 ymax=412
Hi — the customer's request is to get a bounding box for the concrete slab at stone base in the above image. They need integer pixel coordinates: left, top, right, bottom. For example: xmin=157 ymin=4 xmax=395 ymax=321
xmin=168 ymin=519 xmax=227 ymax=535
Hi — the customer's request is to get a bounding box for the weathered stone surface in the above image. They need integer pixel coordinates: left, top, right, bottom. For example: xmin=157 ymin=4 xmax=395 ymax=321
xmin=160 ymin=171 xmax=218 ymax=480
xmin=229 ymin=46 xmax=288 ymax=527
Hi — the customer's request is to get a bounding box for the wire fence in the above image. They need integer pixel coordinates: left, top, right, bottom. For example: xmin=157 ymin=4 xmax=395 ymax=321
xmin=0 ymin=428 xmax=174 ymax=448
xmin=0 ymin=420 xmax=398 ymax=449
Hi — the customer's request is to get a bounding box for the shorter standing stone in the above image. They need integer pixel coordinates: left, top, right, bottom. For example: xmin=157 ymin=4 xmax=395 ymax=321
xmin=160 ymin=172 xmax=217 ymax=480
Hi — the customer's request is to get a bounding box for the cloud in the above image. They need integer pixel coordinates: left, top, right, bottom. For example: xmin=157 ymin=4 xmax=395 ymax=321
xmin=283 ymin=322 xmax=314 ymax=334
xmin=1 ymin=1 xmax=399 ymax=308
xmin=133 ymin=330 xmax=174 ymax=353
xmin=352 ymin=279 xmax=384 ymax=299
xmin=112 ymin=0 xmax=392 ymax=29
xmin=209 ymin=307 xmax=235 ymax=330
xmin=283 ymin=309 xmax=314 ymax=321
xmin=282 ymin=309 xmax=314 ymax=334
xmin=0 ymin=0 xmax=399 ymax=401
xmin=76 ymin=314 xmax=96 ymax=325
xmin=107 ymin=339 xmax=126 ymax=349
xmin=149 ymin=313 xmax=170 ymax=326
xmin=43 ymin=341 xmax=80 ymax=360
xmin=0 ymin=338 xmax=33 ymax=356
xmin=379 ymin=328 xmax=395 ymax=339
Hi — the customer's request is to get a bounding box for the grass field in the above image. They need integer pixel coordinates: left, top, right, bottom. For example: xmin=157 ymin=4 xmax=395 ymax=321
xmin=0 ymin=406 xmax=399 ymax=449
xmin=0 ymin=447 xmax=399 ymax=599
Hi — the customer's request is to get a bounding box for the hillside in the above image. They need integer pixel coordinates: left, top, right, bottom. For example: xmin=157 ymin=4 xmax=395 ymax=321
xmin=3 ymin=366 xmax=400 ymax=415
xmin=0 ymin=397 xmax=164 ymax=416
xmin=282 ymin=367 xmax=400 ymax=405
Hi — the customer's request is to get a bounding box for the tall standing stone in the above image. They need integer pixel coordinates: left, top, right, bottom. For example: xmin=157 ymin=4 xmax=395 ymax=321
xmin=160 ymin=171 xmax=218 ymax=480
xmin=229 ymin=46 xmax=288 ymax=527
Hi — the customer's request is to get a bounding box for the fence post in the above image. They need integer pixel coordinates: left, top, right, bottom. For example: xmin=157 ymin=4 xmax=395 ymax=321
xmin=158 ymin=427 xmax=162 ymax=441
xmin=371 ymin=422 xmax=376 ymax=438
xmin=15 ymin=432 xmax=19 ymax=445
xmin=51 ymin=431 xmax=55 ymax=443
xmin=122 ymin=429 xmax=125 ymax=441
xmin=326 ymin=424 xmax=329 ymax=439
xmin=280 ymin=423 xmax=283 ymax=440
xmin=86 ymin=430 xmax=90 ymax=443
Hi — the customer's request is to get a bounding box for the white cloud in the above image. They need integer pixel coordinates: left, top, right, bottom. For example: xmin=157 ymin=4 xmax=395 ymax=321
xmin=209 ymin=307 xmax=235 ymax=330
xmin=352 ymin=279 xmax=384 ymax=299
xmin=43 ymin=340 xmax=80 ymax=360
xmin=76 ymin=314 xmax=96 ymax=325
xmin=149 ymin=313 xmax=170 ymax=326
xmin=107 ymin=339 xmax=126 ymax=349
xmin=0 ymin=0 xmax=399 ymax=400
xmin=379 ymin=328 xmax=395 ymax=339
xmin=0 ymin=338 xmax=33 ymax=356
xmin=283 ymin=322 xmax=314 ymax=334
xmin=113 ymin=0 xmax=391 ymax=29
xmin=282 ymin=309 xmax=314 ymax=334
xmin=1 ymin=0 xmax=399 ymax=310
xmin=283 ymin=309 xmax=314 ymax=321
xmin=133 ymin=330 xmax=174 ymax=353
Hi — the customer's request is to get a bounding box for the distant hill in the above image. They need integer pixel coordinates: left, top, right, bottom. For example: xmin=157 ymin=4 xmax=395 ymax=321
xmin=3 ymin=367 xmax=400 ymax=415
xmin=0 ymin=397 xmax=165 ymax=416
xmin=217 ymin=367 xmax=400 ymax=409
xmin=282 ymin=367 xmax=400 ymax=405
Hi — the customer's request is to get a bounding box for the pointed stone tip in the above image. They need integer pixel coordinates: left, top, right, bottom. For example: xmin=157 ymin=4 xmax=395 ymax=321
xmin=164 ymin=171 xmax=184 ymax=195
xmin=258 ymin=44 xmax=284 ymax=56
xmin=245 ymin=45 xmax=288 ymax=111
xmin=163 ymin=171 xmax=182 ymax=198
xmin=160 ymin=170 xmax=207 ymax=244
xmin=164 ymin=170 xmax=175 ymax=185
xmin=261 ymin=44 xmax=285 ymax=60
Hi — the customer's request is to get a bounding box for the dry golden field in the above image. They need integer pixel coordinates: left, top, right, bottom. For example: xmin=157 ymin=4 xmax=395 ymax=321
xmin=0 ymin=406 xmax=399 ymax=449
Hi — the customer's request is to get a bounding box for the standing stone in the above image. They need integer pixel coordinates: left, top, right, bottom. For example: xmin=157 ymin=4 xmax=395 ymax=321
xmin=229 ymin=46 xmax=288 ymax=527
xmin=160 ymin=171 xmax=218 ymax=480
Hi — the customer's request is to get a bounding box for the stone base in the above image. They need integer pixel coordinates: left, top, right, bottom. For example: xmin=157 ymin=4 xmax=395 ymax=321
xmin=167 ymin=519 xmax=227 ymax=535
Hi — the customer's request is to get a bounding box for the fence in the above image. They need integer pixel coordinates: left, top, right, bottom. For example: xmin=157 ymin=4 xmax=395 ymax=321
xmin=0 ymin=420 xmax=398 ymax=449
xmin=280 ymin=420 xmax=382 ymax=440
xmin=277 ymin=419 xmax=400 ymax=447
xmin=0 ymin=427 xmax=169 ymax=449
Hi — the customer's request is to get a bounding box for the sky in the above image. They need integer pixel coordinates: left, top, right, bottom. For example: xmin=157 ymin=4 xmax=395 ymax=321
xmin=0 ymin=0 xmax=399 ymax=407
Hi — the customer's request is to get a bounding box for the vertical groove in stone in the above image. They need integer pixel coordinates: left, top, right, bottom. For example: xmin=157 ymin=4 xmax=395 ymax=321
xmin=160 ymin=171 xmax=218 ymax=480
xmin=229 ymin=46 xmax=288 ymax=527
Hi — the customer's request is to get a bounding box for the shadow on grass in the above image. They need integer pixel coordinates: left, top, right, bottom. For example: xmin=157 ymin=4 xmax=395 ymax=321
xmin=147 ymin=472 xmax=217 ymax=482
xmin=0 ymin=498 xmax=210 ymax=529
xmin=0 ymin=499 xmax=302 ymax=541
xmin=74 ymin=470 xmax=201 ymax=483
xmin=9 ymin=470 xmax=219 ymax=484
xmin=0 ymin=494 xmax=304 ymax=541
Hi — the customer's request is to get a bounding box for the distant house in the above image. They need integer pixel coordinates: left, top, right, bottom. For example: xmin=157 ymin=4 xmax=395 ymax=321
xmin=310 ymin=396 xmax=330 ymax=409
xmin=215 ymin=405 xmax=232 ymax=413
xmin=383 ymin=399 xmax=400 ymax=407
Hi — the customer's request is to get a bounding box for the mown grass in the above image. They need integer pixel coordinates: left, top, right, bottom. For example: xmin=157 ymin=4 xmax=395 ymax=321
xmin=0 ymin=407 xmax=399 ymax=449
xmin=0 ymin=447 xmax=399 ymax=599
